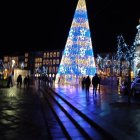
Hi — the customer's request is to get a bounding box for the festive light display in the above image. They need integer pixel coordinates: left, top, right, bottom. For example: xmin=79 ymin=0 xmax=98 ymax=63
xmin=56 ymin=0 xmax=96 ymax=83
xmin=134 ymin=23 xmax=140 ymax=46
xmin=134 ymin=21 xmax=140 ymax=77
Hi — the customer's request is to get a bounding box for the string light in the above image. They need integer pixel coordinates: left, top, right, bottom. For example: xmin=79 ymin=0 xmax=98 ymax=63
xmin=56 ymin=0 xmax=96 ymax=83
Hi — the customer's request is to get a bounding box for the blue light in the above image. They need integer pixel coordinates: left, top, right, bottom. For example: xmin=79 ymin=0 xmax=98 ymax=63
xmin=57 ymin=0 xmax=96 ymax=82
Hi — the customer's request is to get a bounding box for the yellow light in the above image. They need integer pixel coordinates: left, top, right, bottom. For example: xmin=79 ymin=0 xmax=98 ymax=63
xmin=131 ymin=71 xmax=134 ymax=79
xmin=4 ymin=76 xmax=7 ymax=79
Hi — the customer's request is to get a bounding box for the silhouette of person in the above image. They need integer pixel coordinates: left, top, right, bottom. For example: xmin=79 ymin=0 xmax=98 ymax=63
xmin=17 ymin=75 xmax=22 ymax=88
xmin=7 ymin=74 xmax=13 ymax=88
xmin=26 ymin=75 xmax=30 ymax=87
xmin=92 ymin=73 xmax=100 ymax=95
xmin=23 ymin=76 xmax=28 ymax=88
xmin=85 ymin=76 xmax=91 ymax=93
xmin=81 ymin=77 xmax=86 ymax=89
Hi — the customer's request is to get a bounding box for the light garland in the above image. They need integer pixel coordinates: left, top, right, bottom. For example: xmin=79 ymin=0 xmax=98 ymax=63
xmin=56 ymin=0 xmax=96 ymax=83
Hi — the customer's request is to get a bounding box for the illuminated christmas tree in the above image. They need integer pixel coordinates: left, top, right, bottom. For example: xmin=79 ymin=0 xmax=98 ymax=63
xmin=134 ymin=20 xmax=140 ymax=46
xmin=56 ymin=0 xmax=96 ymax=84
xmin=133 ymin=20 xmax=140 ymax=77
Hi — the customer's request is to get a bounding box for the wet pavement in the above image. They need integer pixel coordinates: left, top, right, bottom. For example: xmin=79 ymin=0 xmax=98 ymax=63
xmin=53 ymin=84 xmax=140 ymax=140
xmin=0 ymin=83 xmax=140 ymax=140
xmin=0 ymin=86 xmax=49 ymax=140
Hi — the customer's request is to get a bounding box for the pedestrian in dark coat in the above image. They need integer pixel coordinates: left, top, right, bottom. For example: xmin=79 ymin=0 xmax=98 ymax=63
xmin=23 ymin=76 xmax=28 ymax=88
xmin=17 ymin=75 xmax=22 ymax=88
xmin=92 ymin=73 xmax=100 ymax=95
xmin=81 ymin=77 xmax=86 ymax=89
xmin=26 ymin=75 xmax=30 ymax=87
xmin=85 ymin=76 xmax=91 ymax=93
xmin=7 ymin=75 xmax=13 ymax=88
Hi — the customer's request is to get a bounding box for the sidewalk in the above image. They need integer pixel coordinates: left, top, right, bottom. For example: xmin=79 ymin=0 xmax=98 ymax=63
xmin=53 ymin=84 xmax=140 ymax=140
xmin=0 ymin=86 xmax=49 ymax=140
xmin=1 ymin=83 xmax=140 ymax=140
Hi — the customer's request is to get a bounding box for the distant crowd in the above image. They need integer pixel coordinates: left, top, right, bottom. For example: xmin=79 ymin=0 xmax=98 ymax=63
xmin=6 ymin=72 xmax=123 ymax=95
xmin=7 ymin=74 xmax=31 ymax=88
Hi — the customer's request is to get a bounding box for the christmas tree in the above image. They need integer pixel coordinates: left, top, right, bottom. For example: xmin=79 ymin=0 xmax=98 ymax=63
xmin=134 ymin=20 xmax=140 ymax=46
xmin=134 ymin=20 xmax=140 ymax=77
xmin=56 ymin=0 xmax=96 ymax=84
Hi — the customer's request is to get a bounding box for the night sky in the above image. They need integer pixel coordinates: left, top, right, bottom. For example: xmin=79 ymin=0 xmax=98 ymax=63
xmin=1 ymin=0 xmax=139 ymax=56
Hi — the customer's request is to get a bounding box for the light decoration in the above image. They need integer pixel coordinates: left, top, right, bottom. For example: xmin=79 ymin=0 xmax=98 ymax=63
xmin=116 ymin=35 xmax=137 ymax=80
xmin=3 ymin=69 xmax=8 ymax=79
xmin=134 ymin=23 xmax=140 ymax=46
xmin=56 ymin=0 xmax=96 ymax=84
xmin=11 ymin=60 xmax=15 ymax=68
xmin=21 ymin=62 xmax=24 ymax=69
xmin=133 ymin=21 xmax=140 ymax=77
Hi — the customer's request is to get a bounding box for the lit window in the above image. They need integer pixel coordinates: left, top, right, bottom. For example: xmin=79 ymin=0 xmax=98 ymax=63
xmin=46 ymin=59 xmax=49 ymax=65
xmin=57 ymin=59 xmax=59 ymax=64
xmin=53 ymin=59 xmax=56 ymax=64
xmin=53 ymin=52 xmax=56 ymax=57
xmin=39 ymin=58 xmax=42 ymax=62
xmin=25 ymin=53 xmax=28 ymax=57
xmin=35 ymin=63 xmax=37 ymax=68
xmin=50 ymin=59 xmax=52 ymax=65
xmin=43 ymin=60 xmax=46 ymax=65
xmin=50 ymin=52 xmax=52 ymax=58
xmin=4 ymin=57 xmax=8 ymax=62
xmin=44 ymin=53 xmax=46 ymax=58
xmin=25 ymin=58 xmax=28 ymax=62
xmin=57 ymin=52 xmax=60 ymax=57
xmin=47 ymin=52 xmax=49 ymax=58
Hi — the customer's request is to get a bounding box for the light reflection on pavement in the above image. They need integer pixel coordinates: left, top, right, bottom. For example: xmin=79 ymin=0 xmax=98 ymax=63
xmin=53 ymin=83 xmax=140 ymax=139
xmin=0 ymin=86 xmax=48 ymax=140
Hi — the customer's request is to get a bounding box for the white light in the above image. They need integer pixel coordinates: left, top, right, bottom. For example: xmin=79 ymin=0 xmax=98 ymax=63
xmin=12 ymin=60 xmax=15 ymax=68
xmin=21 ymin=62 xmax=24 ymax=69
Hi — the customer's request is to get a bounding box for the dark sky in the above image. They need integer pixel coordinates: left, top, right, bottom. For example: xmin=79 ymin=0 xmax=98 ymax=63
xmin=1 ymin=0 xmax=139 ymax=56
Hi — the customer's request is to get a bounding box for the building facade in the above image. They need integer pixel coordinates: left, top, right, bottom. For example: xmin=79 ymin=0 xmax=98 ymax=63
xmin=2 ymin=20 xmax=140 ymax=80
xmin=33 ymin=50 xmax=62 ymax=78
xmin=2 ymin=50 xmax=63 ymax=79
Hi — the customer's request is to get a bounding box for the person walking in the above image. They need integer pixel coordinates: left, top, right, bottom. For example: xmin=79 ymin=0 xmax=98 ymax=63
xmin=26 ymin=75 xmax=30 ymax=87
xmin=17 ymin=75 xmax=22 ymax=88
xmin=7 ymin=74 xmax=13 ymax=88
xmin=92 ymin=73 xmax=100 ymax=95
xmin=81 ymin=77 xmax=86 ymax=89
xmin=23 ymin=76 xmax=28 ymax=88
xmin=85 ymin=76 xmax=91 ymax=94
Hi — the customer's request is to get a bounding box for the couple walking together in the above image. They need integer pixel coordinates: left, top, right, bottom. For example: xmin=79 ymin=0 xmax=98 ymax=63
xmin=82 ymin=73 xmax=100 ymax=94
